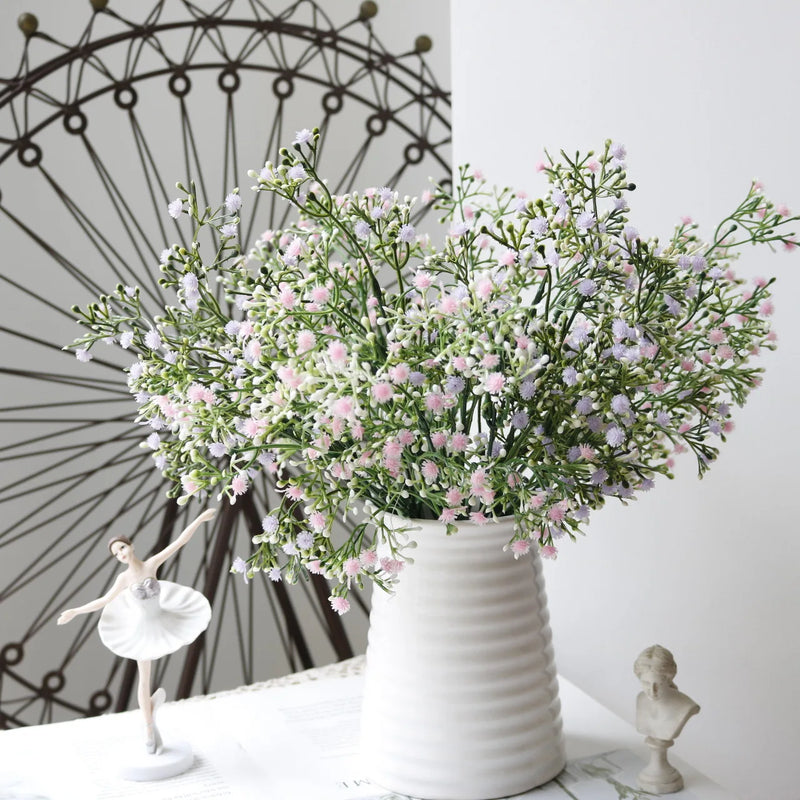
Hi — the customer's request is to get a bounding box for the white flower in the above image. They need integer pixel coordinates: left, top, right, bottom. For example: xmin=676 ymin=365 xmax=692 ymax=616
xmin=144 ymin=329 xmax=162 ymax=350
xmin=225 ymin=192 xmax=242 ymax=214
xmin=168 ymin=198 xmax=184 ymax=219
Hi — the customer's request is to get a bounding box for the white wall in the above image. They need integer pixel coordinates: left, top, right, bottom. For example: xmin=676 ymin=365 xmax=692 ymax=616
xmin=452 ymin=2 xmax=799 ymax=798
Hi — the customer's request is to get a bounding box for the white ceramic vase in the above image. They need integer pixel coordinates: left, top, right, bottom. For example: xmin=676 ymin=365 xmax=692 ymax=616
xmin=360 ymin=514 xmax=566 ymax=800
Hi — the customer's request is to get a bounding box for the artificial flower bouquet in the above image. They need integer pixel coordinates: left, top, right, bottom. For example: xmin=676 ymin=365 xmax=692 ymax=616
xmin=71 ymin=129 xmax=797 ymax=612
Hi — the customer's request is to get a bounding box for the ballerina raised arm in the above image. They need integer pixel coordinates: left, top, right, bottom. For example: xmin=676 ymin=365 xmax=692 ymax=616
xmin=146 ymin=507 xmax=217 ymax=572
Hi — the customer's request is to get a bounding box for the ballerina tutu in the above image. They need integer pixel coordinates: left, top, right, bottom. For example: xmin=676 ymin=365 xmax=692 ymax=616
xmin=98 ymin=577 xmax=211 ymax=661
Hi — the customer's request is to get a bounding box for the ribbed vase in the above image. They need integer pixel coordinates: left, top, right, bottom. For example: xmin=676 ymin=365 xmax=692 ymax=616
xmin=360 ymin=514 xmax=565 ymax=800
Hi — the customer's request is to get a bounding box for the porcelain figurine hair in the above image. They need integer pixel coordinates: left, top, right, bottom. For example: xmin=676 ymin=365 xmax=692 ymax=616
xmin=633 ymin=644 xmax=678 ymax=687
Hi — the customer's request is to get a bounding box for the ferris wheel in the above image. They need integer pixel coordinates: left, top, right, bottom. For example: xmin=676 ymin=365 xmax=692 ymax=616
xmin=0 ymin=0 xmax=450 ymax=727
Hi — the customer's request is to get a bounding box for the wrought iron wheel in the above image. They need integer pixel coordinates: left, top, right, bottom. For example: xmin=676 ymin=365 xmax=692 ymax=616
xmin=0 ymin=0 xmax=450 ymax=726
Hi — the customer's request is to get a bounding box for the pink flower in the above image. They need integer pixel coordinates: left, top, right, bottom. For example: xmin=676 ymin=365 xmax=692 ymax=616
xmin=450 ymin=433 xmax=469 ymax=452
xmin=717 ymin=345 xmax=735 ymax=360
xmin=330 ymin=596 xmax=351 ymax=615
xmin=327 ymin=340 xmax=348 ymax=364
xmin=181 ymin=476 xmax=199 ymax=495
xmin=438 ymin=508 xmax=458 ymax=523
xmin=277 ymin=366 xmax=303 ymax=389
xmin=431 ymin=431 xmax=448 ymax=448
xmin=445 ymin=487 xmax=463 ymax=506
xmin=372 ymin=382 xmax=394 ymax=403
xmin=759 ymin=300 xmax=774 ymax=316
xmin=425 ymin=393 xmax=446 ymax=413
xmin=421 ymin=460 xmax=439 ymax=482
xmin=278 ymin=284 xmax=296 ymax=308
xmin=452 ymin=356 xmax=470 ymax=372
xmin=707 ymin=328 xmax=727 ymax=345
xmin=243 ymin=417 xmax=262 ymax=438
xmin=285 ymin=485 xmax=304 ymax=501
xmin=470 ymin=469 xmax=487 ymax=492
xmin=344 ymin=557 xmax=361 ymax=577
xmin=480 ymin=353 xmax=500 ymax=368
xmin=540 ymin=545 xmax=558 ymax=560
xmin=380 ymin=557 xmax=404 ymax=575
xmin=383 ymin=441 xmax=403 ymax=460
xmin=511 ymin=540 xmax=530 ymax=558
xmin=579 ymin=444 xmax=595 ymax=460
xmin=244 ymin=340 xmax=262 ymax=363
xmin=309 ymin=512 xmax=326 ymax=531
xmin=470 ymin=511 xmax=489 ymax=525
xmin=485 ymin=372 xmax=505 ymax=393
xmin=439 ymin=294 xmax=459 ymax=314
xmin=389 ymin=363 xmax=410 ymax=383
xmin=310 ymin=285 xmax=330 ymax=303
xmin=498 ymin=249 xmax=516 ymax=266
xmin=650 ymin=379 xmax=667 ymax=395
xmin=413 ymin=271 xmax=433 ymax=290
xmin=548 ymin=503 xmax=566 ymax=523
xmin=397 ymin=429 xmax=415 ymax=446
xmin=680 ymin=359 xmax=695 ymax=372
xmin=475 ymin=278 xmax=494 ymax=300
xmin=332 ymin=396 xmax=354 ymax=418
xmin=231 ymin=474 xmax=249 ymax=496
xmin=297 ymin=330 xmax=316 ymax=353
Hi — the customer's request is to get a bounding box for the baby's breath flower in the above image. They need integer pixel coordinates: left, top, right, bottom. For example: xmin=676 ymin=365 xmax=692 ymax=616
xmin=70 ymin=134 xmax=797 ymax=614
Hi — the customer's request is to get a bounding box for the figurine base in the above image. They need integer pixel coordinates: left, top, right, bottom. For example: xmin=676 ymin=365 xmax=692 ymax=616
xmin=117 ymin=739 xmax=193 ymax=781
xmin=638 ymin=768 xmax=684 ymax=795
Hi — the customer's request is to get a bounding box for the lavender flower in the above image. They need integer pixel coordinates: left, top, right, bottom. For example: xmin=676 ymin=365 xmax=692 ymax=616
xmin=287 ymin=164 xmax=308 ymax=181
xmin=511 ymin=411 xmax=529 ymax=430
xmin=398 ymin=224 xmax=416 ymax=243
xmin=225 ymin=193 xmax=242 ymax=214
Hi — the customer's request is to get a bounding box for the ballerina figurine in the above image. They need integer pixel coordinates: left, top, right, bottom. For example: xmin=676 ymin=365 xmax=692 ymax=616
xmin=57 ymin=507 xmax=216 ymax=755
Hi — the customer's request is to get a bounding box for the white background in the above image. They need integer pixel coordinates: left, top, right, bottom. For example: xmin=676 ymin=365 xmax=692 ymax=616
xmin=452 ymin=2 xmax=799 ymax=798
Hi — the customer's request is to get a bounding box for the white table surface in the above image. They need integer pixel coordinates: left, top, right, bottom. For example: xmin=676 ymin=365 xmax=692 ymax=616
xmin=0 ymin=656 xmax=736 ymax=800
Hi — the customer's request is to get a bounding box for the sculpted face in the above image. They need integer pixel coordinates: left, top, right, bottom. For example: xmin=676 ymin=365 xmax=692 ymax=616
xmin=638 ymin=666 xmax=670 ymax=700
xmin=111 ymin=540 xmax=133 ymax=564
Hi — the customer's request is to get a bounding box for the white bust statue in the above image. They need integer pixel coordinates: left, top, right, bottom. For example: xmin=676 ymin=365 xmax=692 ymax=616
xmin=634 ymin=644 xmax=700 ymax=794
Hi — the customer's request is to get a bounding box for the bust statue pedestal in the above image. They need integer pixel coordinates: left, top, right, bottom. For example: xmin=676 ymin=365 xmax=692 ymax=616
xmin=638 ymin=736 xmax=684 ymax=794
